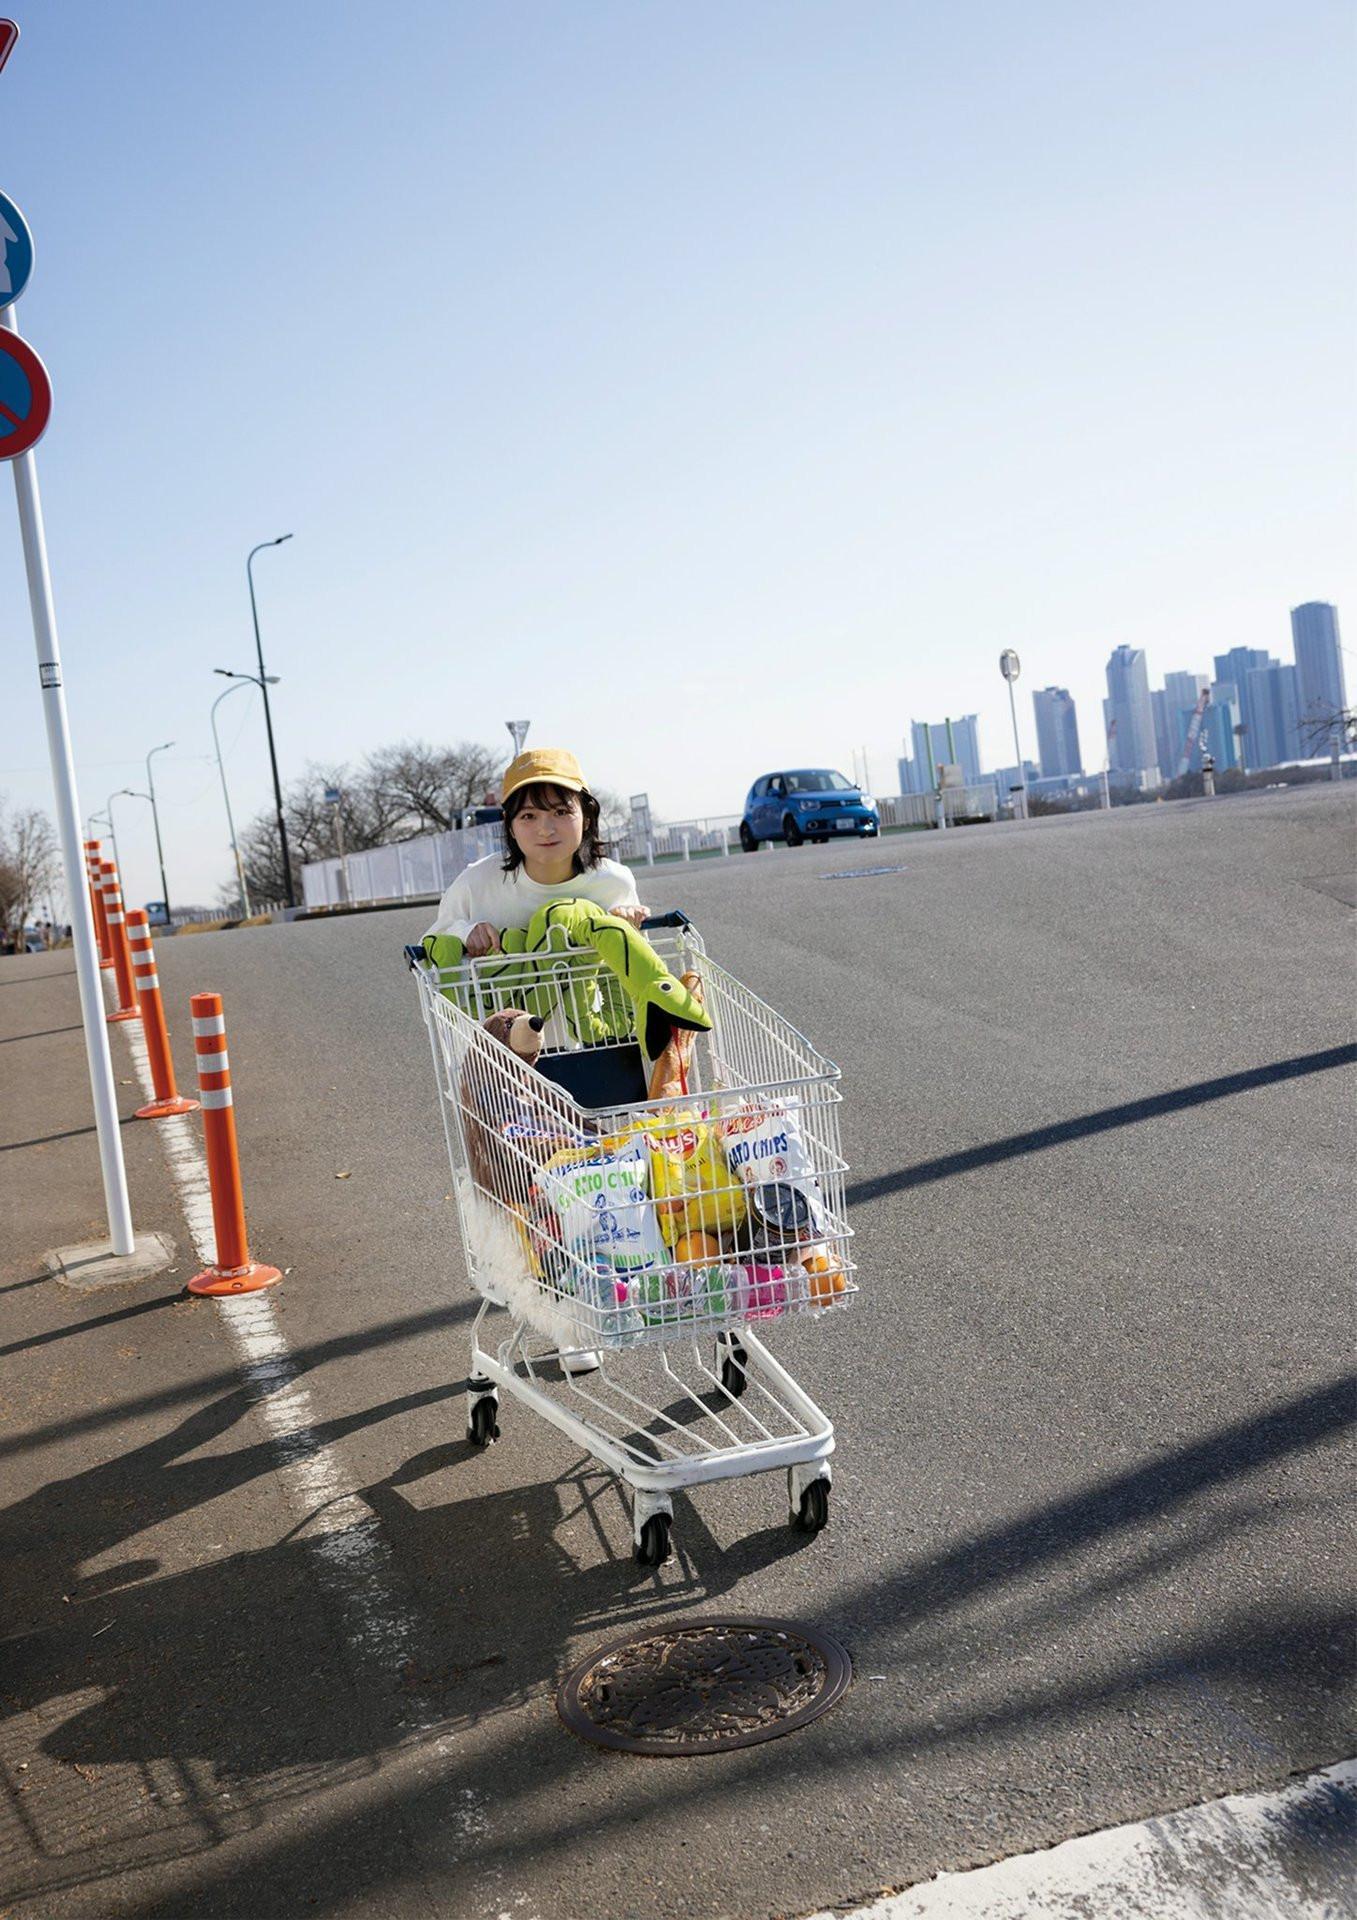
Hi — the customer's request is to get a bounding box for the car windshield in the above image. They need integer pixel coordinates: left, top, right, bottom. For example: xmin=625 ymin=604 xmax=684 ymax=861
xmin=784 ymin=770 xmax=854 ymax=794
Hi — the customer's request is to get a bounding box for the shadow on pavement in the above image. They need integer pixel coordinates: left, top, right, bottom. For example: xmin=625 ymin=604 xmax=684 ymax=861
xmin=0 ymin=1291 xmax=182 ymax=1361
xmin=0 ymin=1024 xmax=85 ymax=1045
xmin=2 ymin=1371 xmax=1349 ymax=1916
xmin=0 ymin=1298 xmax=483 ymax=1464
xmin=847 ymin=1044 xmax=1357 ymax=1205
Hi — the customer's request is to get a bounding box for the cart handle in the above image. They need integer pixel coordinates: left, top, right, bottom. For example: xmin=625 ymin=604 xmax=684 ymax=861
xmin=405 ymin=911 xmax=688 ymax=972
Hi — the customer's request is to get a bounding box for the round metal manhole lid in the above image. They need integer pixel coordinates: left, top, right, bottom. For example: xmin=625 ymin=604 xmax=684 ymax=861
xmin=557 ymin=1616 xmax=852 ymax=1755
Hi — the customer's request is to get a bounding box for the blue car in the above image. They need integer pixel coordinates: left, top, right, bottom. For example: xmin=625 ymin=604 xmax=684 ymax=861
xmin=739 ymin=769 xmax=880 ymax=850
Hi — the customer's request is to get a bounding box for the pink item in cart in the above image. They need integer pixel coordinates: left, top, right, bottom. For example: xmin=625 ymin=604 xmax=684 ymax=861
xmin=739 ymin=1263 xmax=789 ymax=1320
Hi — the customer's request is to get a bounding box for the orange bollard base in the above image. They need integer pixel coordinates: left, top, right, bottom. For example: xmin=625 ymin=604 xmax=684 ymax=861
xmin=107 ymin=1007 xmax=141 ymax=1024
xmin=187 ymin=1262 xmax=283 ymax=1297
xmin=135 ymin=1094 xmax=201 ymax=1120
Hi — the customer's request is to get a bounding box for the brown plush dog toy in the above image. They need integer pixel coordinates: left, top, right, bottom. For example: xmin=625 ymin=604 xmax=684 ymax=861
xmin=460 ymin=1008 xmax=586 ymax=1209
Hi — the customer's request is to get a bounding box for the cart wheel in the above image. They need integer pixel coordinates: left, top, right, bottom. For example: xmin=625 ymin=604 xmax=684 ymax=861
xmin=468 ymin=1397 xmax=500 ymax=1447
xmin=636 ymin=1513 xmax=672 ymax=1567
xmin=719 ymin=1340 xmax=749 ymax=1399
xmin=793 ymin=1478 xmax=830 ymax=1533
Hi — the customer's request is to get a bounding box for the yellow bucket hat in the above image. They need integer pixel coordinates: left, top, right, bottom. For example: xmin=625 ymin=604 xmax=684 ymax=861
xmin=501 ymin=748 xmax=588 ymax=806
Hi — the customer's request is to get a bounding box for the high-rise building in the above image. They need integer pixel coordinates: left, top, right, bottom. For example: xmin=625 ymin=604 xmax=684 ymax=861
xmin=908 ymin=715 xmax=983 ymax=787
xmin=1150 ymin=690 xmax=1175 ymax=781
xmin=1290 ymin=602 xmax=1347 ymax=750
xmin=1213 ymin=646 xmax=1272 ymax=691
xmin=1213 ymin=648 xmax=1277 ymax=772
xmin=1104 ymin=646 xmax=1161 ymax=787
xmin=1244 ymin=663 xmax=1301 ymax=770
xmin=1205 ymin=682 xmax=1241 ymax=769
xmin=1032 ymin=687 xmax=1082 ymax=777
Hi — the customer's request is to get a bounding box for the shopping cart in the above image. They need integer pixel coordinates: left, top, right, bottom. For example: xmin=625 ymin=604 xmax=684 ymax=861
xmin=405 ymin=911 xmax=857 ymax=1565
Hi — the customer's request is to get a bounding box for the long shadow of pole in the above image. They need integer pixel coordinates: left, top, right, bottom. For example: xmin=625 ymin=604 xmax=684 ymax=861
xmin=847 ymin=1044 xmax=1357 ymax=1205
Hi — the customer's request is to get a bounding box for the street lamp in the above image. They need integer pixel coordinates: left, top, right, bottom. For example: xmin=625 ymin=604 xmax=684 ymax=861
xmin=247 ymin=534 xmax=294 ymax=906
xmin=89 ymin=808 xmax=117 ymax=878
xmin=999 ymin=650 xmax=1026 ymax=820
xmin=210 ymin=675 xmax=266 ymax=917
xmin=145 ymin=742 xmax=174 ymax=920
xmin=111 ymin=785 xmax=152 ymax=887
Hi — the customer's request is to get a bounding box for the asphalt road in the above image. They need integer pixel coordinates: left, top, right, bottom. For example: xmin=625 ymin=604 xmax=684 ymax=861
xmin=3 ymin=783 xmax=1354 ymax=1920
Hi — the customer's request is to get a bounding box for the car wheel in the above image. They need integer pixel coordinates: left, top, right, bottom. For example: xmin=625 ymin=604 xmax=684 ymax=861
xmin=739 ymin=821 xmax=758 ymax=853
xmin=783 ymin=814 xmax=804 ymax=847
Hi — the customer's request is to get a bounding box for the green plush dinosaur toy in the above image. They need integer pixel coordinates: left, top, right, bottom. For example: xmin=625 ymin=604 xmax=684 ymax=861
xmin=422 ymin=900 xmax=711 ymax=1055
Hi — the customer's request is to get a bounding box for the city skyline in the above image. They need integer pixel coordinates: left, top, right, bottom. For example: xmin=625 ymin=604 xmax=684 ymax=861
xmin=900 ymin=600 xmax=1345 ymax=796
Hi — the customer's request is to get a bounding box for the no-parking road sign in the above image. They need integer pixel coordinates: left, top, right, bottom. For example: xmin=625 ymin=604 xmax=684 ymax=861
xmin=0 ymin=330 xmax=52 ymax=459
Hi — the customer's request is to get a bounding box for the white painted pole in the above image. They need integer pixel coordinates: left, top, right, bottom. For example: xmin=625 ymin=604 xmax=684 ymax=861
xmin=3 ymin=304 xmax=134 ymax=1254
xmin=1006 ymin=676 xmax=1026 ymax=820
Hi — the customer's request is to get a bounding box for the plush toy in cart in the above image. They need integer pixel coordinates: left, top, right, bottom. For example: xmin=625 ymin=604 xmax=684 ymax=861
xmin=460 ymin=1008 xmax=593 ymax=1208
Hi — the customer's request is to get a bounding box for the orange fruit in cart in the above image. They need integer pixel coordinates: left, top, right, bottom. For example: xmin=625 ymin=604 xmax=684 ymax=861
xmin=805 ymin=1247 xmax=847 ymax=1302
xmin=675 ymin=1231 xmax=721 ymax=1264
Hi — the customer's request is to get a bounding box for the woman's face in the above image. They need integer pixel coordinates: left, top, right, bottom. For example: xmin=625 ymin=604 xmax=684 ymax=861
xmin=509 ymin=787 xmax=585 ymax=866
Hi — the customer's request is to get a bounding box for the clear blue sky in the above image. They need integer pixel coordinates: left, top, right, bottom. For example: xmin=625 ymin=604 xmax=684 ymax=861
xmin=3 ymin=0 xmax=1353 ymax=908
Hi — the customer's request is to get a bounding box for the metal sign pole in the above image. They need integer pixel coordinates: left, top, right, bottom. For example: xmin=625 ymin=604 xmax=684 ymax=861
xmin=3 ymin=304 xmax=134 ymax=1253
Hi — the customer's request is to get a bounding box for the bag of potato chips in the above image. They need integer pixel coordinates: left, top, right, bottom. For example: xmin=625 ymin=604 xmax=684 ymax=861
xmin=635 ymin=1111 xmax=749 ymax=1246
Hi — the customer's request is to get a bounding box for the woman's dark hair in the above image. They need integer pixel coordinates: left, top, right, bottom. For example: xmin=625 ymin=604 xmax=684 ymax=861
xmin=501 ymin=782 xmax=606 ymax=875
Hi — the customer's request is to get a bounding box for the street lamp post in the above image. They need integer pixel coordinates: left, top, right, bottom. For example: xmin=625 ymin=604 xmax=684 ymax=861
xmin=247 ymin=535 xmax=294 ymax=906
xmin=90 ymin=807 xmax=118 ymax=878
xmin=210 ymin=677 xmax=260 ymax=917
xmin=999 ymin=649 xmax=1026 ymax=819
xmin=145 ymin=741 xmax=174 ymax=919
xmin=114 ymin=786 xmax=159 ymax=895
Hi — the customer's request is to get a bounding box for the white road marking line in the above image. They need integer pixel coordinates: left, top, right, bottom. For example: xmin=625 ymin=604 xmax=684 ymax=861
xmin=809 ymin=1760 xmax=1357 ymax=1920
xmin=119 ymin=1006 xmax=427 ymax=1697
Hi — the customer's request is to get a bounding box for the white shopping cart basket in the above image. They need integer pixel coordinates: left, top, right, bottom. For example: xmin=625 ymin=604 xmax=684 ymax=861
xmin=405 ymin=911 xmax=857 ymax=1566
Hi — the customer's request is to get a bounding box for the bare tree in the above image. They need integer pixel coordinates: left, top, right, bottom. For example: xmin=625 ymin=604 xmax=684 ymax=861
xmin=365 ymin=740 xmax=502 ymax=834
xmin=232 ymin=740 xmax=509 ymax=907
xmin=1300 ymin=702 xmax=1355 ymax=771
xmin=0 ymin=800 xmax=60 ymax=945
xmin=591 ymin=786 xmax=631 ymax=847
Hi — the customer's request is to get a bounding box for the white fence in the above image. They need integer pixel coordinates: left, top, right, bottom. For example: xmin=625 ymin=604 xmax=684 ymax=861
xmin=878 ymin=785 xmax=998 ymax=828
xmin=301 ymin=821 xmax=502 ymax=910
xmin=300 ymin=787 xmax=1001 ymax=909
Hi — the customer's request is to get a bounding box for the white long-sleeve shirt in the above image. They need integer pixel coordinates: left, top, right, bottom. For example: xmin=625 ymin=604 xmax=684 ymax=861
xmin=426 ymin=853 xmax=639 ymax=944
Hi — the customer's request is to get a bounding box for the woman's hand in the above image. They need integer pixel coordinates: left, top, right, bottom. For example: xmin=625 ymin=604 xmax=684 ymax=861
xmin=465 ymin=921 xmax=502 ymax=957
xmin=612 ymin=903 xmax=649 ymax=928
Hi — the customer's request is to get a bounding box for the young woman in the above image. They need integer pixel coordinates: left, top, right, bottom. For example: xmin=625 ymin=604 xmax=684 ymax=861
xmin=425 ymin=748 xmax=647 ymax=950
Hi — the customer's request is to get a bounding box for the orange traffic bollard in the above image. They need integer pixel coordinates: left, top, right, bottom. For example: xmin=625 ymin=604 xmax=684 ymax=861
xmin=100 ymin=861 xmax=141 ymax=1023
xmin=186 ymin=992 xmax=282 ymax=1296
xmin=85 ymin=839 xmax=114 ymax=969
xmin=126 ymin=910 xmax=200 ymax=1119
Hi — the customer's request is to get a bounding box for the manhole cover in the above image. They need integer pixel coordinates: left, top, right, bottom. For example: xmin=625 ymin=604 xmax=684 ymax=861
xmin=557 ymin=1616 xmax=852 ymax=1755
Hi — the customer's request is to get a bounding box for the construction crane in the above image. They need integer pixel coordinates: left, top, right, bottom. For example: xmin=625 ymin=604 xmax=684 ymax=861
xmin=1176 ymin=686 xmax=1212 ymax=779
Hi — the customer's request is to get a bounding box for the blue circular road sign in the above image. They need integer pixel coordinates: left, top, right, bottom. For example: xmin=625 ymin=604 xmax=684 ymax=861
xmin=0 ymin=190 xmax=34 ymax=306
